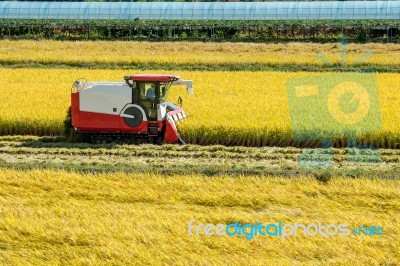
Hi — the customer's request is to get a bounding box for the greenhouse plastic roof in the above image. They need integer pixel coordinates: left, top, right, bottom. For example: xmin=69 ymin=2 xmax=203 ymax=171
xmin=0 ymin=1 xmax=399 ymax=20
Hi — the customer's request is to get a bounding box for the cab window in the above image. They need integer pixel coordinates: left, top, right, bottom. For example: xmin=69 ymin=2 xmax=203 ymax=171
xmin=159 ymin=82 xmax=170 ymax=102
xmin=139 ymin=82 xmax=156 ymax=101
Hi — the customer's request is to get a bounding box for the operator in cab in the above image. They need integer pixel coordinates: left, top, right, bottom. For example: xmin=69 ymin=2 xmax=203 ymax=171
xmin=146 ymin=84 xmax=156 ymax=100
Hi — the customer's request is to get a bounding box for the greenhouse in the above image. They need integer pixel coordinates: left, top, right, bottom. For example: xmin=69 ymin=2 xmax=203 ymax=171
xmin=0 ymin=1 xmax=399 ymax=21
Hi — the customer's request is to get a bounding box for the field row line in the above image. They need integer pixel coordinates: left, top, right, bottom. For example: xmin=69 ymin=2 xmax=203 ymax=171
xmin=0 ymin=138 xmax=399 ymax=178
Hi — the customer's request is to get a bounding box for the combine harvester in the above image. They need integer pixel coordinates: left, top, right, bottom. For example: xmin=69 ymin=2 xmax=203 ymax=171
xmin=65 ymin=74 xmax=193 ymax=144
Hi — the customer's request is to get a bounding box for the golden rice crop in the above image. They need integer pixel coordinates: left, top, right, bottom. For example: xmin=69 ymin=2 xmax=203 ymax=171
xmin=0 ymin=68 xmax=399 ymax=147
xmin=0 ymin=40 xmax=399 ymax=67
xmin=0 ymin=168 xmax=399 ymax=265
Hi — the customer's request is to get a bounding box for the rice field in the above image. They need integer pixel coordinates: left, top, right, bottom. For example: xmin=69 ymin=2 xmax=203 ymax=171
xmin=0 ymin=40 xmax=399 ymax=68
xmin=0 ymin=38 xmax=399 ymax=265
xmin=0 ymin=68 xmax=399 ymax=147
xmin=0 ymin=168 xmax=399 ymax=265
xmin=0 ymin=135 xmax=398 ymax=177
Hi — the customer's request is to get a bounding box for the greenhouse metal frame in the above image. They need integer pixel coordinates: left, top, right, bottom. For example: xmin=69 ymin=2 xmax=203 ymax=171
xmin=0 ymin=1 xmax=399 ymax=42
xmin=0 ymin=1 xmax=399 ymax=21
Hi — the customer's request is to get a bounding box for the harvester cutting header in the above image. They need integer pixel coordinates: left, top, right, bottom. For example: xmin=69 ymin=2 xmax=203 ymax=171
xmin=67 ymin=74 xmax=193 ymax=144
